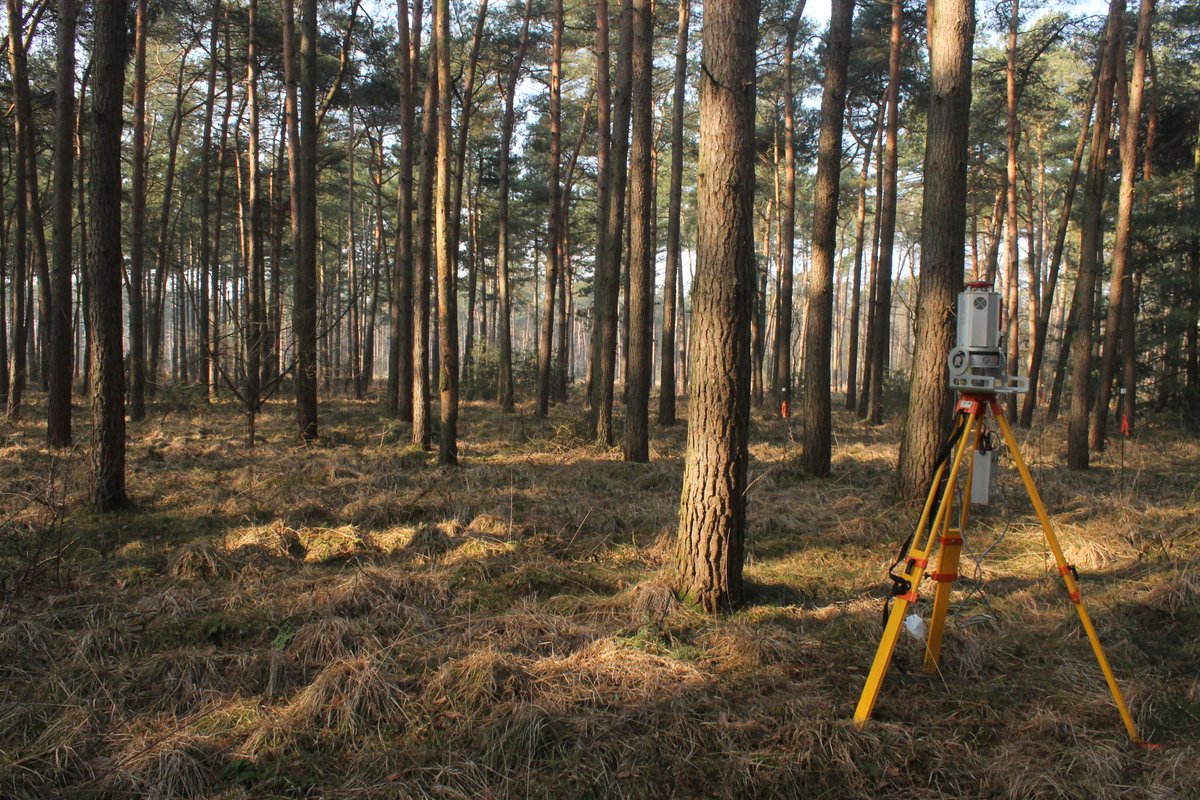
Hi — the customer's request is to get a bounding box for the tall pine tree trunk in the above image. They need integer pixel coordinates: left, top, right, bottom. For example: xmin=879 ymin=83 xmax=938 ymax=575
xmin=896 ymin=0 xmax=975 ymax=502
xmin=1067 ymin=0 xmax=1122 ymax=469
xmin=47 ymin=0 xmax=77 ymax=446
xmin=1091 ymin=0 xmax=1154 ymax=448
xmin=800 ymin=0 xmax=852 ymax=476
xmin=673 ymin=0 xmax=758 ymax=613
xmin=658 ymin=0 xmax=689 ymax=425
xmin=87 ymin=0 xmax=128 ymax=511
xmin=624 ymin=0 xmax=654 ymax=462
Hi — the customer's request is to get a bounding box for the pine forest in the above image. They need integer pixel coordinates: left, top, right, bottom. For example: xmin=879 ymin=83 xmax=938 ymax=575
xmin=1 ymin=0 xmax=1199 ymax=796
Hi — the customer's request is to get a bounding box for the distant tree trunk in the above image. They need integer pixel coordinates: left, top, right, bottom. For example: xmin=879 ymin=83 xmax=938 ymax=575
xmin=591 ymin=0 xmax=634 ymax=445
xmin=244 ymin=0 xmax=266 ymax=444
xmin=857 ymin=119 xmax=885 ymax=419
xmin=845 ymin=105 xmax=881 ymax=412
xmin=658 ymin=0 xmax=689 ymax=425
xmin=295 ymin=0 xmax=320 ymax=439
xmin=1003 ymin=0 xmax=1021 ymax=423
xmin=1020 ymin=61 xmax=1098 ymax=427
xmin=624 ymin=0 xmax=654 ymax=462
xmin=1188 ymin=113 xmax=1200 ymax=416
xmin=585 ymin=7 xmax=612 ymax=409
xmin=128 ymin=0 xmax=148 ymax=419
xmin=412 ymin=30 xmax=438 ymax=449
xmin=452 ymin=0 xmax=488 ymax=384
xmin=536 ymin=0 xmax=564 ymax=417
xmin=674 ymin=0 xmax=758 ymax=613
xmin=868 ymin=0 xmax=903 ymax=424
xmin=1067 ymin=0 xmax=1122 ymax=469
xmin=896 ymin=0 xmax=975 ymax=503
xmin=347 ymin=105 xmax=362 ymax=399
xmin=388 ymin=0 xmax=415 ymax=419
xmin=87 ymin=0 xmax=128 ymax=511
xmin=751 ymin=201 xmax=771 ymax=408
xmin=148 ymin=54 xmax=190 ymax=395
xmin=198 ymin=0 xmax=220 ymax=401
xmin=1091 ymin=0 xmax=1154 ymax=449
xmin=772 ymin=9 xmax=803 ymax=418
xmin=800 ymin=0 xmax=852 ymax=476
xmin=434 ymin=0 xmax=458 ymax=464
xmin=47 ymin=0 xmax=78 ymax=445
xmin=496 ymin=0 xmax=533 ymax=412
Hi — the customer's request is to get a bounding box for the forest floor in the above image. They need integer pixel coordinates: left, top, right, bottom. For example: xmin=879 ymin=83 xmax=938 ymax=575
xmin=1 ymin=388 xmax=1198 ymax=799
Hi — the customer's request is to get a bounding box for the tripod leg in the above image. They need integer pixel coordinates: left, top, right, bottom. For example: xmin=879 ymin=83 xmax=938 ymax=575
xmin=989 ymin=403 xmax=1143 ymax=744
xmin=854 ymin=419 xmax=975 ymax=725
xmin=925 ymin=418 xmax=983 ymax=671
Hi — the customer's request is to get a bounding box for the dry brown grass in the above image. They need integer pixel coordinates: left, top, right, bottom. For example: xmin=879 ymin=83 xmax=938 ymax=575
xmin=0 ymin=391 xmax=1196 ymax=798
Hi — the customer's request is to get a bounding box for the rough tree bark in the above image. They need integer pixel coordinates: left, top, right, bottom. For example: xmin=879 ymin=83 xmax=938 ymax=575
xmin=87 ymin=0 xmax=128 ymax=511
xmin=673 ymin=0 xmax=758 ymax=612
xmin=896 ymin=0 xmax=976 ymax=503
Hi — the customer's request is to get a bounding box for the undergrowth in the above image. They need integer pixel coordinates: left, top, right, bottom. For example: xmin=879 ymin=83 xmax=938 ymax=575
xmin=0 ymin=390 xmax=1196 ymax=798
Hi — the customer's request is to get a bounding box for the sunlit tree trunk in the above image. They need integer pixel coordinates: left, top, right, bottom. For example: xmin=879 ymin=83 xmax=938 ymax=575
xmin=624 ymin=0 xmax=654 ymax=462
xmin=1067 ymin=0 xmax=1123 ymax=469
xmin=434 ymin=0 xmax=458 ymax=464
xmin=674 ymin=0 xmax=758 ymax=612
xmin=1091 ymin=0 xmax=1155 ymax=448
xmin=413 ymin=28 xmax=438 ymax=449
xmin=772 ymin=8 xmax=803 ymax=418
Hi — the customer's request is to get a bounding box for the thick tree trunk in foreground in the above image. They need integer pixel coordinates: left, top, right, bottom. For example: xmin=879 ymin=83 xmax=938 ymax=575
xmin=896 ymin=0 xmax=975 ymax=503
xmin=674 ymin=0 xmax=758 ymax=613
xmin=624 ymin=0 xmax=653 ymax=462
xmin=87 ymin=0 xmax=128 ymax=511
xmin=1067 ymin=0 xmax=1122 ymax=470
xmin=800 ymin=0 xmax=852 ymax=476
xmin=47 ymin=0 xmax=78 ymax=446
xmin=1091 ymin=0 xmax=1155 ymax=449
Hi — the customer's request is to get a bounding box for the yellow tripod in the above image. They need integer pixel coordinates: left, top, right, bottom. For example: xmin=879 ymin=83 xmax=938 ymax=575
xmin=853 ymin=394 xmax=1145 ymax=744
